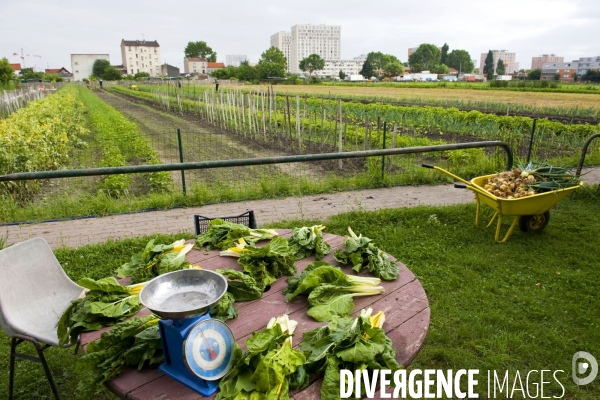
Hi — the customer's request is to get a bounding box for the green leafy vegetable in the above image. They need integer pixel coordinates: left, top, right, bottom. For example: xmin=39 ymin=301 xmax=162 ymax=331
xmin=216 ymin=269 xmax=263 ymax=301
xmin=75 ymin=315 xmax=162 ymax=399
xmin=288 ymin=225 xmax=331 ymax=260
xmin=216 ymin=315 xmax=307 ymax=400
xmin=221 ymin=237 xmax=297 ymax=291
xmin=301 ymin=309 xmax=401 ymax=400
xmin=283 ymin=262 xmax=383 ymax=321
xmin=195 ymin=218 xmax=278 ymax=251
xmin=58 ymin=277 xmax=146 ymax=346
xmin=210 ymin=292 xmax=238 ymax=321
xmin=116 ymin=239 xmax=193 ymax=284
xmin=334 ymin=227 xmax=400 ymax=281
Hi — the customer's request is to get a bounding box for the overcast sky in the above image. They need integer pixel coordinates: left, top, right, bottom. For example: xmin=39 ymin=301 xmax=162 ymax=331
xmin=1 ymin=0 xmax=598 ymax=72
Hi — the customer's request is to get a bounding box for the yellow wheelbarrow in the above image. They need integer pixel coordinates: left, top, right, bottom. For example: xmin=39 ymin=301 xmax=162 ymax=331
xmin=423 ymin=164 xmax=582 ymax=242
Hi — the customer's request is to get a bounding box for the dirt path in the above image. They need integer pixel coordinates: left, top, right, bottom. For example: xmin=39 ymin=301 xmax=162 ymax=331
xmin=96 ymin=90 xmax=330 ymax=182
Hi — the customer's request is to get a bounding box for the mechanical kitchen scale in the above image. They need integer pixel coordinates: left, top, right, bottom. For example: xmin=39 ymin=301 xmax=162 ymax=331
xmin=139 ymin=269 xmax=235 ymax=396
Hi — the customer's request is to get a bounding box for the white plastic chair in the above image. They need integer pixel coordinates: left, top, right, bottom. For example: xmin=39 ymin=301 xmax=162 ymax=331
xmin=0 ymin=237 xmax=83 ymax=400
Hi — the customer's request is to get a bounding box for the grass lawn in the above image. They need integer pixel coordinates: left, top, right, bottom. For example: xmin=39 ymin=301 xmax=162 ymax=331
xmin=1 ymin=191 xmax=599 ymax=399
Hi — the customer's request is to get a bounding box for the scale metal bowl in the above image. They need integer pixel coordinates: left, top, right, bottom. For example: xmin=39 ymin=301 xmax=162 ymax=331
xmin=139 ymin=269 xmax=228 ymax=320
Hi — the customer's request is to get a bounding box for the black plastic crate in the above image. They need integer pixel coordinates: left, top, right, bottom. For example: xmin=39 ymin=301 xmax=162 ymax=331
xmin=193 ymin=210 xmax=257 ymax=235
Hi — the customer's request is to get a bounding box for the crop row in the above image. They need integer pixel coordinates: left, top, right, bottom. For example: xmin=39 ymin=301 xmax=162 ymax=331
xmin=0 ymin=85 xmax=88 ymax=198
xmin=77 ymin=87 xmax=171 ymax=197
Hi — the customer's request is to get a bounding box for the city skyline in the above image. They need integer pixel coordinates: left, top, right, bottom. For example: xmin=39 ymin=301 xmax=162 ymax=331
xmin=1 ymin=0 xmax=598 ymax=73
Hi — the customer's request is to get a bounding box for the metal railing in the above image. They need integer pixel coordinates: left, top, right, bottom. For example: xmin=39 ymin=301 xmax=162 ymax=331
xmin=0 ymin=141 xmax=513 ymax=182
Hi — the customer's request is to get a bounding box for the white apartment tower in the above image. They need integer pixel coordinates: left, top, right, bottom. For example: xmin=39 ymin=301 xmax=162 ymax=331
xmin=479 ymin=50 xmax=517 ymax=74
xmin=289 ymin=24 xmax=341 ymax=74
xmin=121 ymin=39 xmax=162 ymax=77
xmin=270 ymin=31 xmax=291 ymax=70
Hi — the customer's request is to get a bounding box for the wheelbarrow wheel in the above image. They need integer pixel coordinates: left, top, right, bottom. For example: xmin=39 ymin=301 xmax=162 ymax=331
xmin=519 ymin=211 xmax=550 ymax=233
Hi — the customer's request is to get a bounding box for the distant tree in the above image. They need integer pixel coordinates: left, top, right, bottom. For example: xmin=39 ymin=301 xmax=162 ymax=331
xmin=43 ymin=73 xmax=64 ymax=82
xmin=582 ymin=69 xmax=600 ymax=83
xmin=299 ymin=54 xmax=325 ymax=77
xmin=339 ymin=70 xmax=346 ymax=80
xmin=483 ymin=50 xmax=494 ymax=75
xmin=101 ymin=66 xmax=122 ymax=81
xmin=20 ymin=67 xmax=44 ymax=80
xmin=211 ymin=66 xmax=236 ymax=79
xmin=553 ymin=73 xmax=561 ymax=82
xmin=409 ymin=63 xmax=425 ymax=73
xmin=383 ymin=61 xmax=404 ymax=79
xmin=237 ymin=60 xmax=258 ymax=82
xmin=496 ymin=59 xmax=506 ymax=76
xmin=134 ymin=71 xmax=150 ymax=79
xmin=431 ymin=64 xmax=449 ymax=74
xmin=408 ymin=44 xmax=442 ymax=70
xmin=92 ymin=59 xmax=111 ymax=79
xmin=441 ymin=43 xmax=449 ymax=64
xmin=359 ymin=59 xmax=374 ymax=78
xmin=573 ymin=72 xmax=578 ymax=82
xmin=257 ymin=47 xmax=287 ymax=79
xmin=527 ymin=69 xmax=541 ymax=80
xmin=184 ymin=41 xmax=217 ymax=62
xmin=445 ymin=50 xmax=474 ymax=73
xmin=0 ymin=57 xmax=16 ymax=85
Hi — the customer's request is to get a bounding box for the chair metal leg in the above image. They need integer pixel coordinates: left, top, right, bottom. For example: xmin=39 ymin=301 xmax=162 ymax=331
xmin=9 ymin=337 xmax=17 ymax=400
xmin=10 ymin=335 xmax=61 ymax=400
xmin=34 ymin=342 xmax=61 ymax=400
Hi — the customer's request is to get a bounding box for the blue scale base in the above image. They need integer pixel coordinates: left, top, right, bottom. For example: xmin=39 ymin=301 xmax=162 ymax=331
xmin=158 ymin=315 xmax=220 ymax=397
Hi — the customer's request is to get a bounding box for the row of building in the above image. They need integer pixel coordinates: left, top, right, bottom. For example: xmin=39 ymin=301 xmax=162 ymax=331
xmin=9 ymin=39 xmax=250 ymax=81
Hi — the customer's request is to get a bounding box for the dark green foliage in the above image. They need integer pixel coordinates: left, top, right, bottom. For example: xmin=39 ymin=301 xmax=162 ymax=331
xmin=408 ymin=44 xmax=442 ymax=70
xmin=184 ymin=41 xmax=217 ymax=62
xmin=216 ymin=269 xmax=263 ymax=301
xmin=483 ymin=50 xmax=494 ymax=75
xmin=211 ymin=292 xmax=238 ymax=321
xmin=0 ymin=57 xmax=17 ymax=84
xmin=299 ymin=54 xmax=325 ymax=77
xmin=288 ymin=225 xmax=330 ymax=260
xmin=92 ymin=59 xmax=111 ymax=79
xmin=441 ymin=43 xmax=449 ymax=64
xmin=257 ymin=47 xmax=287 ymax=79
xmin=359 ymin=59 xmax=374 ymax=78
xmin=215 ymin=324 xmax=307 ymax=400
xmin=301 ymin=315 xmax=401 ymax=400
xmin=334 ymin=227 xmax=400 ymax=281
xmin=74 ymin=315 xmax=162 ymax=399
xmin=195 ymin=218 xmax=277 ymax=251
xmin=445 ymin=49 xmax=475 ymax=73
xmin=527 ymin=68 xmax=541 ymax=80
xmin=496 ymin=59 xmax=506 ymax=76
xmin=103 ymin=66 xmax=122 ymax=81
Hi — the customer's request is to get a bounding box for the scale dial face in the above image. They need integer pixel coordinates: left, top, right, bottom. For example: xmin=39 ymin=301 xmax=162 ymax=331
xmin=183 ymin=319 xmax=235 ymax=381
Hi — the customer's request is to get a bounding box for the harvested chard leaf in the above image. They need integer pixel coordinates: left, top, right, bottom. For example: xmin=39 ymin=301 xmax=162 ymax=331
xmin=75 ymin=315 xmax=162 ymax=400
xmin=216 ymin=315 xmax=306 ymax=400
xmin=221 ymin=237 xmax=296 ymax=291
xmin=210 ymin=292 xmax=238 ymax=321
xmin=58 ymin=277 xmax=146 ymax=346
xmin=334 ymin=227 xmax=399 ymax=281
xmin=195 ymin=218 xmax=278 ymax=251
xmin=284 ymin=263 xmax=383 ymax=322
xmin=216 ymin=269 xmax=263 ymax=301
xmin=288 ymin=225 xmax=331 ymax=260
xmin=301 ymin=309 xmax=401 ymax=400
xmin=116 ymin=239 xmax=193 ymax=284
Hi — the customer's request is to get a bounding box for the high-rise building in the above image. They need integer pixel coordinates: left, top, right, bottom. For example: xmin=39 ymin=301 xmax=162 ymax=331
xmin=531 ymin=54 xmax=563 ymax=71
xmin=226 ymin=55 xmax=248 ymax=67
xmin=479 ymin=50 xmax=517 ymax=74
xmin=121 ymin=39 xmax=161 ymax=76
xmin=272 ymin=24 xmax=341 ymax=74
xmin=270 ymin=31 xmax=291 ymax=70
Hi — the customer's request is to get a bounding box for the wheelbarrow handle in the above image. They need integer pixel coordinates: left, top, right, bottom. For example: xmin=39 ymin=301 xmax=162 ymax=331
xmin=454 ymin=183 xmax=468 ymax=189
xmin=421 ymin=164 xmax=434 ymax=169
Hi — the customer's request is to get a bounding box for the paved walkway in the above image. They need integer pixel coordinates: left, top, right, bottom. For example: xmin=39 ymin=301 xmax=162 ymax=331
xmin=4 ymin=167 xmax=600 ymax=249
